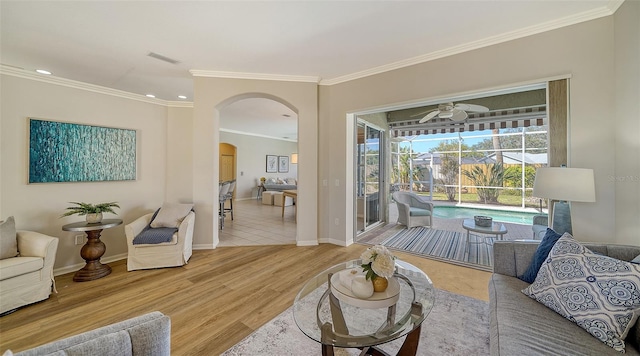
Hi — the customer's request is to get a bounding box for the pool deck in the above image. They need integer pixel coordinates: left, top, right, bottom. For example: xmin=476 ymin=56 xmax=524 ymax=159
xmin=372 ymin=201 xmax=543 ymax=244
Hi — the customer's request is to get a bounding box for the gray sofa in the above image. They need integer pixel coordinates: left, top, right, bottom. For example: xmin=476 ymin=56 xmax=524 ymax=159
xmin=489 ymin=241 xmax=640 ymax=355
xmin=9 ymin=311 xmax=170 ymax=356
xmin=262 ymin=177 xmax=297 ymax=192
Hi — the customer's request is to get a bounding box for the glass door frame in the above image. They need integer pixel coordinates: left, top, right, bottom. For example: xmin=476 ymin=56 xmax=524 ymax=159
xmin=355 ymin=119 xmax=386 ymax=236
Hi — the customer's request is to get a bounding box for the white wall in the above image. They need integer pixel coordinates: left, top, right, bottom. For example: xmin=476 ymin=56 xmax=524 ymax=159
xmin=166 ymin=106 xmax=194 ymax=203
xmin=0 ymin=75 xmax=169 ymax=271
xmin=613 ymin=1 xmax=640 ymax=245
xmin=319 ymin=15 xmax=637 ymax=244
xmin=192 ymin=78 xmax=318 ymax=249
xmin=220 ymin=131 xmax=297 ymax=200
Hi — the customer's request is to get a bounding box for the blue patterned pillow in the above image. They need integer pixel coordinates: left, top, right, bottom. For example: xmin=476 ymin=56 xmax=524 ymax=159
xmin=522 ymin=235 xmax=640 ymax=352
xmin=518 ymin=228 xmax=563 ymax=283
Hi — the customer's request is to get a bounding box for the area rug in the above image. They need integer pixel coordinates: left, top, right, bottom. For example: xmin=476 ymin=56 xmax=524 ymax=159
xmin=222 ymin=288 xmax=489 ymax=355
xmin=381 ymin=227 xmax=493 ymax=271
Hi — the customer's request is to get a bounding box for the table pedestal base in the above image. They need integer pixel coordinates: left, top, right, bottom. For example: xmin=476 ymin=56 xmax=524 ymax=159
xmin=322 ymin=325 xmax=421 ymax=356
xmin=74 ymin=229 xmax=111 ymax=282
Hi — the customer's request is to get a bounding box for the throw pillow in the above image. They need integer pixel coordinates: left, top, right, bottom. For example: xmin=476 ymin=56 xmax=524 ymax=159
xmin=0 ymin=216 xmax=18 ymax=260
xmin=285 ymin=178 xmax=296 ymax=185
xmin=150 ymin=203 xmax=193 ymax=228
xmin=522 ymin=234 xmax=640 ymax=352
xmin=518 ymin=228 xmax=563 ymax=283
xmin=632 ymin=254 xmax=640 ymax=265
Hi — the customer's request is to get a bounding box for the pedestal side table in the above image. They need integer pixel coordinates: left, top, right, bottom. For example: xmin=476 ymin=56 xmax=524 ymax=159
xmin=62 ymin=219 xmax=122 ymax=282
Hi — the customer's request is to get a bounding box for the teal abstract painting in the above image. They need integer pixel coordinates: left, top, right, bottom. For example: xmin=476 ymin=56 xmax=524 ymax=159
xmin=29 ymin=119 xmax=136 ymax=183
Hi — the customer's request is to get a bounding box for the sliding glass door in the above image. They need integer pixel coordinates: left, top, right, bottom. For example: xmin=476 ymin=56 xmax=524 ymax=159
xmin=356 ymin=120 xmax=384 ymax=234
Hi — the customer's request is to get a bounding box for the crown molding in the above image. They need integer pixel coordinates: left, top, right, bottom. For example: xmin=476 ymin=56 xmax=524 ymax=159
xmin=0 ymin=64 xmax=172 ymax=106
xmin=220 ymin=128 xmax=297 ymax=143
xmin=320 ymin=4 xmax=621 ymax=86
xmin=167 ymin=101 xmax=194 ymax=108
xmin=190 ymin=70 xmax=320 ymax=83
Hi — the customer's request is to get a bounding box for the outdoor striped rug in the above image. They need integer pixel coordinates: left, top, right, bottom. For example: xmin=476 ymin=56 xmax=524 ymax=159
xmin=381 ymin=227 xmax=493 ymax=270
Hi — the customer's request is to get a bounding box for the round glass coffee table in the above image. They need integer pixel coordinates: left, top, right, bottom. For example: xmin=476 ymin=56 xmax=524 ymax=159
xmin=293 ymin=259 xmax=434 ymax=355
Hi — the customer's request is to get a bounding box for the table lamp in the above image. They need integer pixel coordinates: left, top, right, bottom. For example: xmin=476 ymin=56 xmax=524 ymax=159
xmin=532 ymin=167 xmax=595 ymax=235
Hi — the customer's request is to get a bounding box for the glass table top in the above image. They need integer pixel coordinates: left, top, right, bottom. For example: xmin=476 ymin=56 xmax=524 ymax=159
xmin=293 ymin=259 xmax=434 ymax=349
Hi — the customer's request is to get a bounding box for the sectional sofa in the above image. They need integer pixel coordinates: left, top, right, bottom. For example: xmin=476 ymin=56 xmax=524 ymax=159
xmin=489 ymin=240 xmax=640 ymax=355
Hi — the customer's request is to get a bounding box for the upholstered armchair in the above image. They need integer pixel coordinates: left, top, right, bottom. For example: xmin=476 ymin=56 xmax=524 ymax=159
xmin=125 ymin=207 xmax=195 ymax=271
xmin=532 ymin=214 xmax=549 ymax=239
xmin=0 ymin=229 xmax=59 ymax=314
xmin=392 ymin=191 xmax=434 ymax=228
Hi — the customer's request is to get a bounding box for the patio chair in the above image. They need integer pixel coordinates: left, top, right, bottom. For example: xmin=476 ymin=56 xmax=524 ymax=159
xmin=392 ymin=191 xmax=434 ymax=228
xmin=532 ymin=214 xmax=548 ymax=239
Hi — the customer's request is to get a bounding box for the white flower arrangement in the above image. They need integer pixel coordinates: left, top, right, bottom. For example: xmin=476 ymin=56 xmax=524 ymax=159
xmin=360 ymin=245 xmax=396 ymax=280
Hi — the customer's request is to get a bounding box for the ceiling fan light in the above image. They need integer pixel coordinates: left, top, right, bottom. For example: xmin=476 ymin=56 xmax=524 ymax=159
xmin=439 ymin=111 xmax=453 ymax=119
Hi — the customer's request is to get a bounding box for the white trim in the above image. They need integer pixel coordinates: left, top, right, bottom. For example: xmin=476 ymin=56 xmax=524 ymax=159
xmin=220 ymin=128 xmax=297 ymax=142
xmin=53 ymin=253 xmax=126 ymax=276
xmin=190 ymin=70 xmax=320 ymax=83
xmin=320 ymin=6 xmax=616 ymax=86
xmin=193 ymin=243 xmax=215 ymax=250
xmin=317 ymin=237 xmax=347 ymax=246
xmin=297 ymin=240 xmax=320 ymax=246
xmin=0 ymin=64 xmax=172 ymax=106
xmin=167 ymin=101 xmax=194 ymax=108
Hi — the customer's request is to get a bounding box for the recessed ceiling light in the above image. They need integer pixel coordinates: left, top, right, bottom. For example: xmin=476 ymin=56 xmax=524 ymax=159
xmin=178 ymin=95 xmax=187 ymax=99
xmin=145 ymin=94 xmax=156 ymax=98
xmin=36 ymin=69 xmax=51 ymax=75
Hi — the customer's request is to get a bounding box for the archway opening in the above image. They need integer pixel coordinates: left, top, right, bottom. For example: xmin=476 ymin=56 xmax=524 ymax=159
xmin=216 ymin=93 xmax=299 ymax=246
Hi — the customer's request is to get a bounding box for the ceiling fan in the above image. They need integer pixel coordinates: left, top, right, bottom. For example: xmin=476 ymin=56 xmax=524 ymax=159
xmin=414 ymin=102 xmax=490 ymax=123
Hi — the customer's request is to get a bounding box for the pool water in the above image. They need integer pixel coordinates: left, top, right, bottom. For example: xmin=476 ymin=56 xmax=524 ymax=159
xmin=433 ymin=206 xmax=538 ymax=225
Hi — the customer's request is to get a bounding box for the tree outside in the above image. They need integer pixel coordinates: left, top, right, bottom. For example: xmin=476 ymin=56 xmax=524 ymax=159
xmin=391 ymin=146 xmax=422 ymax=191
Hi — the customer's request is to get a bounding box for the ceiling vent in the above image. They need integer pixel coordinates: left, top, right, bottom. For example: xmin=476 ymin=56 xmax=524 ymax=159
xmin=147 ymin=52 xmax=180 ymax=65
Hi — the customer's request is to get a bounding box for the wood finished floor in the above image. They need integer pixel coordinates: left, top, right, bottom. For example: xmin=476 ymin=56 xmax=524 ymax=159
xmin=0 ymin=244 xmax=490 ymax=355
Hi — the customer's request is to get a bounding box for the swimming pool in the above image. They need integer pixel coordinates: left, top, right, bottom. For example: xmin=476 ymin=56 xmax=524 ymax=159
xmin=433 ymin=206 xmax=539 ymax=225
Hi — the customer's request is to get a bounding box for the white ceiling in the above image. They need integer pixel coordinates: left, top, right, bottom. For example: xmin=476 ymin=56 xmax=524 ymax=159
xmin=0 ymin=1 xmax=622 ymax=141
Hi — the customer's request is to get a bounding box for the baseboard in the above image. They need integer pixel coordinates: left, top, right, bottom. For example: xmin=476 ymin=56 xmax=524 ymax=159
xmin=193 ymin=243 xmax=215 ymax=250
xmin=53 ymin=253 xmax=127 ymax=276
xmin=317 ymin=237 xmax=349 ymax=246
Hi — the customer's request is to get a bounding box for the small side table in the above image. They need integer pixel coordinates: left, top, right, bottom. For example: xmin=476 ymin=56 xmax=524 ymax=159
xmin=62 ymin=219 xmax=122 ymax=282
xmin=257 ymin=184 xmax=265 ymax=199
xmin=462 ymin=218 xmax=507 ymax=256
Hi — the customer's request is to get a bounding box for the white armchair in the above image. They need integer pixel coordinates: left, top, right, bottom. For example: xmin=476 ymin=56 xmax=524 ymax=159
xmin=392 ymin=191 xmax=434 ymax=228
xmin=125 ymin=211 xmax=195 ymax=271
xmin=0 ymin=231 xmax=58 ymax=314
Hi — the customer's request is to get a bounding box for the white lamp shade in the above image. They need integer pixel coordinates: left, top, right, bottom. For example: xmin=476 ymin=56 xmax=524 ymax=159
xmin=291 ymin=153 xmax=298 ymax=164
xmin=533 ymin=167 xmax=596 ymax=202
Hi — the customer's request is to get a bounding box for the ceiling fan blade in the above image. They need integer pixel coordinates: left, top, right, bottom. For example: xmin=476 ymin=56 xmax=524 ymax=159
xmin=451 ymin=109 xmax=468 ymax=121
xmin=410 ymin=107 xmax=440 ymax=118
xmin=418 ymin=110 xmax=440 ymax=123
xmin=455 ymin=103 xmax=489 ymax=112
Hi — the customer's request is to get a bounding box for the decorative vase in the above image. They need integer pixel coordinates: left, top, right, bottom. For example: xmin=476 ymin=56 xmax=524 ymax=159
xmin=86 ymin=213 xmax=103 ymax=224
xmin=351 ymin=275 xmax=374 ymax=299
xmin=372 ymin=276 xmax=389 ymax=293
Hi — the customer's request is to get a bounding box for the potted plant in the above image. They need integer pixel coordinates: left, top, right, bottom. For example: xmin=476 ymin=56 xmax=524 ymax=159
xmin=61 ymin=202 xmax=120 ymax=224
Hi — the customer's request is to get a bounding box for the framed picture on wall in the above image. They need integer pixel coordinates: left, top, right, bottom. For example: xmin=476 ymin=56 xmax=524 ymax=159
xmin=266 ymin=155 xmax=278 ymax=173
xmin=28 ymin=118 xmax=137 ymax=183
xmin=278 ymin=156 xmax=289 ymax=173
